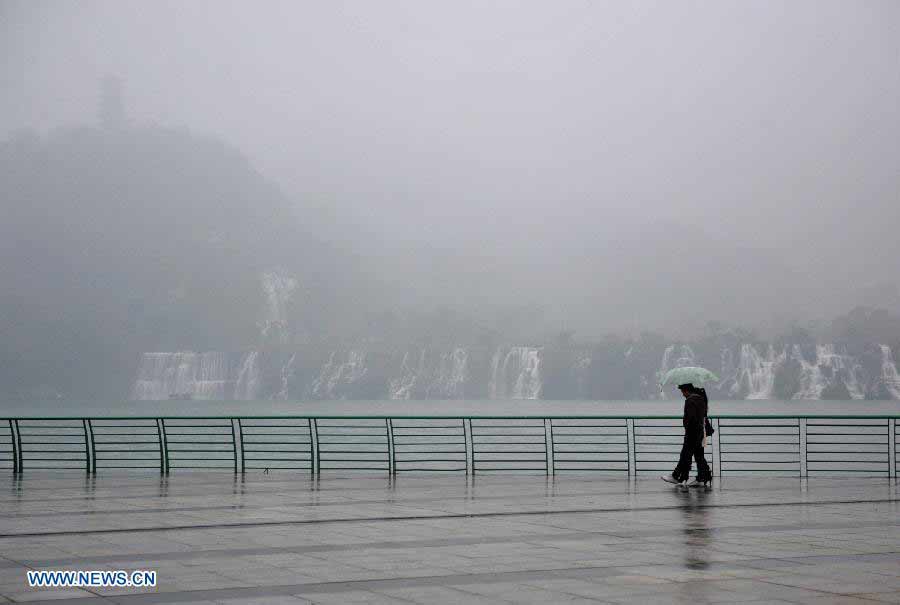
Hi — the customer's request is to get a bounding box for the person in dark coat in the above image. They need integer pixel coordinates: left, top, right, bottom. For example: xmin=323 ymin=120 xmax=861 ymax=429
xmin=661 ymin=383 xmax=712 ymax=487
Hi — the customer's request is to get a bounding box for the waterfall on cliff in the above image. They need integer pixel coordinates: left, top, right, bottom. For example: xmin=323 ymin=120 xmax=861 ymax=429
xmin=273 ymin=353 xmax=297 ymax=400
xmin=389 ymin=348 xmax=469 ymax=399
xmin=127 ymin=342 xmax=900 ymax=401
xmin=719 ymin=346 xmax=735 ymax=386
xmin=792 ymin=345 xmax=865 ymax=400
xmin=389 ymin=351 xmax=419 ymax=400
xmin=655 ymin=345 xmax=696 ymax=398
xmin=234 ymin=351 xmax=260 ymax=400
xmin=659 ymin=345 xmax=696 ymax=374
xmin=489 ymin=346 xmax=542 ymax=399
xmin=130 ymin=351 xmax=234 ymax=400
xmin=731 ymin=344 xmax=785 ymax=400
xmin=878 ymin=345 xmax=900 ymax=399
xmin=431 ymin=348 xmax=468 ymax=398
xmin=260 ymin=269 xmax=298 ymax=345
xmin=308 ymin=350 xmax=369 ymax=399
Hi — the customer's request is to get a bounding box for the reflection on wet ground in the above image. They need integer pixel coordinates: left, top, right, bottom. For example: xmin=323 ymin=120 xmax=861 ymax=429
xmin=1 ymin=473 xmax=899 ymax=603
xmin=677 ymin=487 xmax=712 ymax=570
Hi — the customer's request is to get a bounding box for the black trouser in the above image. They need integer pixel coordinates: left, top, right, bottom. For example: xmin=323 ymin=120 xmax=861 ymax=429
xmin=673 ymin=427 xmax=711 ymax=482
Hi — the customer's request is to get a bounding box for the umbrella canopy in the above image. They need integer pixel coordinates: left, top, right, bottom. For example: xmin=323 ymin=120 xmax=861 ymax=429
xmin=660 ymin=366 xmax=720 ymax=387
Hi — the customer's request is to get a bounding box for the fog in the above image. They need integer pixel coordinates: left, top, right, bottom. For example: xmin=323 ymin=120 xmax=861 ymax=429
xmin=1 ymin=1 xmax=899 ymax=358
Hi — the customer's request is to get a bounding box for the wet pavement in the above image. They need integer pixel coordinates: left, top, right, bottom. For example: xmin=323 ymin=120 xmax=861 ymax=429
xmin=1 ymin=472 xmax=899 ymax=603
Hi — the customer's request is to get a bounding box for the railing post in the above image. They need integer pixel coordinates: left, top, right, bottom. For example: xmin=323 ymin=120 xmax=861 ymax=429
xmin=155 ymin=419 xmax=166 ymax=474
xmin=81 ymin=419 xmax=91 ymax=474
xmin=237 ymin=419 xmax=246 ymax=474
xmin=230 ymin=419 xmax=239 ymax=474
xmin=626 ymin=418 xmax=635 ymax=477
xmin=544 ymin=419 xmax=554 ymax=476
xmin=159 ymin=419 xmax=170 ymax=474
xmin=8 ymin=420 xmax=17 ymax=476
xmin=799 ymin=418 xmax=807 ymax=478
xmin=386 ymin=419 xmax=396 ymax=476
xmin=464 ymin=418 xmax=473 ymax=475
xmin=86 ymin=419 xmax=97 ymax=474
xmin=15 ymin=420 xmax=23 ymax=474
xmin=712 ymin=418 xmax=721 ymax=478
xmin=633 ymin=418 xmax=642 ymax=477
xmin=889 ymin=418 xmax=896 ymax=480
xmin=306 ymin=418 xmax=315 ymax=476
xmin=311 ymin=419 xmax=320 ymax=475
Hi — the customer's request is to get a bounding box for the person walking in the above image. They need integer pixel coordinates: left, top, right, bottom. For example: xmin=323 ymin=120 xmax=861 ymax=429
xmin=661 ymin=383 xmax=712 ymax=487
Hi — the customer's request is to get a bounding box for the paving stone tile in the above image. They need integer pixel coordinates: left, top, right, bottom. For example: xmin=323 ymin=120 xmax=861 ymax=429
xmin=854 ymin=593 xmax=900 ymax=604
xmin=4 ymin=588 xmax=96 ymax=601
xmin=215 ymin=597 xmax=313 ymax=604
xmin=293 ymin=589 xmax=413 ymax=604
xmin=376 ymin=585 xmax=511 ymax=604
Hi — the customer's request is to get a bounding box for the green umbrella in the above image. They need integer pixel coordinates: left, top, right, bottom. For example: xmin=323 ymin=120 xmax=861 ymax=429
xmin=660 ymin=366 xmax=720 ymax=388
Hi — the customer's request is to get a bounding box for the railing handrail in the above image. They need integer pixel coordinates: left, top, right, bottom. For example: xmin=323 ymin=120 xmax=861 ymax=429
xmin=4 ymin=414 xmax=899 ymax=420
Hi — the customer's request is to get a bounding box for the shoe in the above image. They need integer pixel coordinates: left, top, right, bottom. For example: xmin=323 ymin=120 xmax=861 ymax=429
xmin=686 ymin=478 xmax=711 ymax=488
xmin=660 ymin=473 xmax=683 ymax=485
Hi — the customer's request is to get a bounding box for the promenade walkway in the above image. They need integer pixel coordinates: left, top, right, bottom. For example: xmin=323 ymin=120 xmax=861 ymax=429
xmin=1 ymin=473 xmax=899 ymax=604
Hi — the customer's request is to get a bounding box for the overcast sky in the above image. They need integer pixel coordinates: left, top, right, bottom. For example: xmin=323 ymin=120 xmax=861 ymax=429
xmin=3 ymin=0 xmax=899 ymax=335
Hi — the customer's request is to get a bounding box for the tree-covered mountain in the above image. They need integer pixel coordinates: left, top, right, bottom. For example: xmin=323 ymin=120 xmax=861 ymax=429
xmin=0 ymin=122 xmax=355 ymax=399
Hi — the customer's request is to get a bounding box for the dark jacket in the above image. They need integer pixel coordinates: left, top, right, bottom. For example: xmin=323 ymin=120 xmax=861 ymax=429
xmin=683 ymin=392 xmax=706 ymax=434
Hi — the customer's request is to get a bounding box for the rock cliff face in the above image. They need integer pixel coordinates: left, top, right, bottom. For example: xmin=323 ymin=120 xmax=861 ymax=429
xmin=130 ymin=341 xmax=900 ymax=400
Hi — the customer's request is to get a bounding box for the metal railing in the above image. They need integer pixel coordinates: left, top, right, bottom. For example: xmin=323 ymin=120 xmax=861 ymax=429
xmin=1 ymin=416 xmax=897 ymax=478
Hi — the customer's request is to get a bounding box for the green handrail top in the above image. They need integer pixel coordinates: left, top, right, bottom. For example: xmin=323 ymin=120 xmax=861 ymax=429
xmin=5 ymin=414 xmax=900 ymax=420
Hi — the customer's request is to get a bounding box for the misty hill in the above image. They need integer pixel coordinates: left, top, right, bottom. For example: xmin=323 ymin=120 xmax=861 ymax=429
xmin=3 ymin=122 xmax=899 ymax=402
xmin=0 ymin=124 xmax=353 ymax=399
